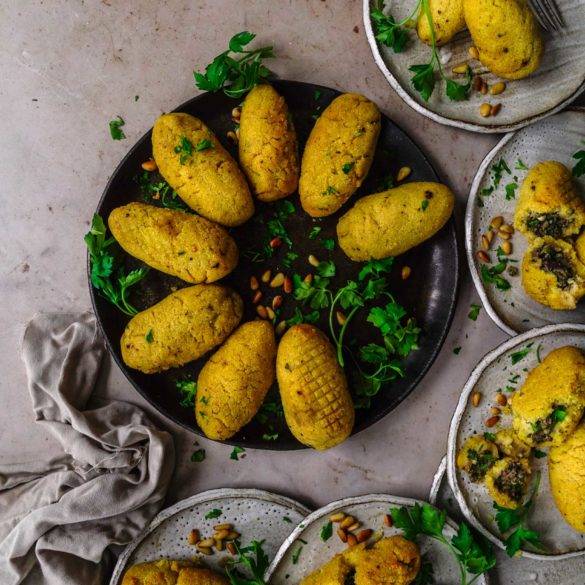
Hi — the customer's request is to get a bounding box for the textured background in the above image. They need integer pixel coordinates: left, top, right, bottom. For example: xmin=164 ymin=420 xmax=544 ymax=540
xmin=1 ymin=0 xmax=567 ymax=516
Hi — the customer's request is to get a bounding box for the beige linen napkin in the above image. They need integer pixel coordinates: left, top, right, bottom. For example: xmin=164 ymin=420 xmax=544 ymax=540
xmin=0 ymin=312 xmax=174 ymax=585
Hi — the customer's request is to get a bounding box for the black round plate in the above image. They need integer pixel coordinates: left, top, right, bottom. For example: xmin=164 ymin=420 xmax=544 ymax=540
xmin=90 ymin=80 xmax=459 ymax=450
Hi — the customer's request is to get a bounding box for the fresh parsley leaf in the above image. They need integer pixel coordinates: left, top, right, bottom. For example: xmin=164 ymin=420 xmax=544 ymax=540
xmin=322 ymin=185 xmax=338 ymax=196
xmin=573 ymin=149 xmax=585 ymax=178
xmin=316 ymin=260 xmax=336 ymax=277
xmin=262 ymin=433 xmax=278 ymax=441
xmin=446 ymin=68 xmax=472 ymax=102
xmin=358 ymin=257 xmax=394 ymax=281
xmin=367 ymin=298 xmax=420 ymax=357
xmin=229 ymin=30 xmax=256 ymax=52
xmin=283 ymin=516 xmax=292 ymax=523
xmin=534 ymin=449 xmax=547 ymax=458
xmin=225 ymin=540 xmax=269 ymax=585
xmin=371 ymin=3 xmax=410 ymax=53
xmin=145 ymin=329 xmax=154 ymax=343
xmin=134 ymin=171 xmax=189 ymax=211
xmin=515 ymin=159 xmax=529 ymax=171
xmin=505 ymin=182 xmax=518 ymax=201
xmin=421 ymin=199 xmax=430 ymax=211
xmin=195 ymin=138 xmax=213 ymax=151
xmin=205 ymin=508 xmax=222 ymax=519
xmin=451 ymin=522 xmax=496 ymax=575
xmin=552 ymin=406 xmax=567 ymax=423
xmin=505 ymin=527 xmax=542 ymax=557
xmin=282 ymin=251 xmax=299 ymax=268
xmin=322 ymin=238 xmax=335 ymax=251
xmin=191 ymin=449 xmax=206 ymax=462
xmin=413 ymin=560 xmax=434 ymax=585
xmin=109 ymin=116 xmax=126 ymax=140
xmin=286 ymin=307 xmax=320 ymax=326
xmin=292 ymin=546 xmax=302 ymax=564
xmin=481 ymin=264 xmax=511 ymax=291
xmin=320 ymin=521 xmax=333 ymax=541
xmin=468 ymin=304 xmax=481 ymax=321
xmin=176 ymin=379 xmax=197 ymax=407
xmin=293 ymin=274 xmax=331 ymax=310
xmin=410 ymin=62 xmax=436 ymax=102
xmin=510 ymin=343 xmax=533 ymax=364
xmin=174 ymin=136 xmax=194 ymax=164
xmin=309 ymin=226 xmax=322 ymax=240
xmin=342 ymin=162 xmax=355 ymax=174
xmin=484 ymin=432 xmax=496 ymax=442
xmin=230 ymin=446 xmax=245 ymax=461
xmin=453 ymin=346 xmax=462 ymax=355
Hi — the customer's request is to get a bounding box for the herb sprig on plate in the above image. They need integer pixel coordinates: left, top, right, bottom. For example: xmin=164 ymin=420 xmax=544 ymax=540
xmin=225 ymin=540 xmax=269 ymax=585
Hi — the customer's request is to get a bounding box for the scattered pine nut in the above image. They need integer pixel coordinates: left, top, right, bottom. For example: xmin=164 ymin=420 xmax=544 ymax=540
xmin=284 ymin=276 xmax=293 ymax=294
xmin=308 ymin=254 xmax=320 ymax=267
xmin=347 ymin=533 xmax=358 ymax=547
xmin=250 ymin=276 xmax=259 ymax=291
xmin=481 ymin=234 xmax=491 ymax=251
xmin=261 ymin=269 xmax=272 ymax=283
xmin=215 ymin=538 xmax=225 ymax=551
xmin=490 ymin=82 xmax=506 ymax=96
xmin=485 ymin=230 xmax=494 ymax=245
xmin=401 ymin=266 xmax=411 ymax=280
xmin=500 ymin=224 xmax=514 ymax=234
xmin=252 ymin=291 xmax=262 ymax=304
xmin=275 ymin=321 xmax=287 ymax=336
xmin=214 ymin=529 xmax=231 ymax=540
xmin=227 ymin=130 xmax=238 ymax=144
xmin=340 ymin=516 xmax=355 ymax=529
xmin=383 ymin=514 xmax=393 ymax=527
xmin=501 ymin=241 xmax=512 ymax=255
xmin=337 ymin=528 xmax=348 ymax=543
xmin=188 ymin=529 xmax=200 ymax=545
xmin=272 ymin=295 xmax=283 ymax=310
xmin=452 ymin=63 xmax=469 ymax=75
xmin=357 ymin=529 xmax=373 ymax=543
xmin=469 ymin=46 xmax=480 ymax=60
xmin=490 ymin=406 xmax=502 ymax=416
xmin=491 ymin=103 xmax=502 ymax=117
xmin=256 ymin=305 xmax=268 ymax=319
xmin=496 ymin=392 xmax=508 ymax=406
xmin=266 ymin=306 xmax=276 ymax=320
xmin=472 ymin=76 xmax=483 ymax=92
xmin=330 ymin=512 xmax=346 ymax=523
xmin=371 ymin=529 xmax=384 ymax=543
xmin=490 ymin=216 xmax=504 ymax=230
xmin=227 ymin=542 xmax=237 ymax=555
xmin=336 ymin=311 xmax=347 ymax=326
xmin=270 ymin=237 xmax=282 ymax=249
xmin=486 ymin=415 xmax=500 ymax=428
xmin=226 ymin=530 xmax=241 ymax=540
xmin=232 ymin=107 xmax=241 ymax=121
xmin=480 ymin=103 xmax=492 ymax=118
xmin=472 ymin=391 xmax=482 ymax=407
xmin=304 ymin=274 xmax=313 ymax=285
xmin=476 ymin=250 xmax=490 ymax=263
xmin=480 ymin=81 xmax=488 ymax=95
xmin=141 ymin=158 xmax=158 ymax=172
xmin=347 ymin=521 xmax=361 ymax=532
xmin=197 ymin=546 xmax=213 ymax=555
xmin=498 ymin=230 xmax=511 ymax=240
xmin=270 ymin=272 xmax=285 ymax=288
xmin=397 ymin=166 xmax=412 ymax=182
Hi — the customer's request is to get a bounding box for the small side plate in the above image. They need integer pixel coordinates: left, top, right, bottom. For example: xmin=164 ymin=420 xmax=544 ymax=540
xmin=466 ymin=108 xmax=585 ymax=335
xmin=447 ymin=324 xmax=585 ymax=560
xmin=109 ymin=488 xmax=310 ymax=585
xmin=266 ymin=494 xmax=489 ymax=584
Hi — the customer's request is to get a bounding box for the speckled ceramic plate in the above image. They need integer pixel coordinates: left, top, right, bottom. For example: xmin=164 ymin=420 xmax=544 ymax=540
xmin=466 ymin=108 xmax=585 ymax=335
xmin=109 ymin=488 xmax=310 ymax=585
xmin=432 ymin=456 xmax=585 ymax=584
xmin=447 ymin=324 xmax=585 ymax=560
xmin=364 ymin=0 xmax=585 ymax=133
xmin=266 ymin=494 xmax=489 ymax=584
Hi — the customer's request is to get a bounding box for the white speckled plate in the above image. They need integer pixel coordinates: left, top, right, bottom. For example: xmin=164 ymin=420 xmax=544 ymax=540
xmin=363 ymin=0 xmax=585 ymax=133
xmin=109 ymin=488 xmax=310 ymax=585
xmin=266 ymin=494 xmax=490 ymax=584
xmin=466 ymin=108 xmax=585 ymax=335
xmin=432 ymin=456 xmax=585 ymax=584
xmin=447 ymin=324 xmax=585 ymax=560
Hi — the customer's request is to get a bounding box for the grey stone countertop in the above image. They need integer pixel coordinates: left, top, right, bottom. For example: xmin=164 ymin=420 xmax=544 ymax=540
xmin=2 ymin=0 xmax=581 ymax=540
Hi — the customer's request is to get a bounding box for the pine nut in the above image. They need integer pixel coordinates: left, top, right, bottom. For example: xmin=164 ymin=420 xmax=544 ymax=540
xmin=266 ymin=306 xmax=275 ymax=320
xmin=490 ymin=82 xmax=506 ymax=96
xmin=486 ymin=415 xmax=500 ymax=428
xmin=347 ymin=521 xmax=361 ymax=532
xmin=500 ymin=224 xmax=514 ymax=234
xmin=383 ymin=514 xmax=393 ymax=527
xmin=340 ymin=516 xmax=355 ymax=529
xmin=188 ymin=529 xmax=200 ymax=545
xmin=256 ymin=305 xmax=268 ymax=319
xmin=452 ymin=63 xmax=469 ymax=75
xmin=141 ymin=158 xmax=158 ymax=172
xmin=330 ymin=512 xmax=346 ymax=523
xmin=226 ymin=531 xmax=240 ymax=540
xmin=336 ymin=311 xmax=347 ymax=326
xmin=480 ymin=103 xmax=492 ymax=117
xmin=481 ymin=235 xmax=491 ymax=251
xmin=401 ymin=266 xmax=411 ymax=280
xmin=275 ymin=321 xmax=287 ymax=336
xmin=261 ymin=270 xmax=271 ymax=283
xmin=496 ymin=392 xmax=507 ymax=406
xmin=227 ymin=130 xmax=238 ymax=144
xmin=371 ymin=529 xmax=384 ymax=543
xmin=270 ymin=237 xmax=282 ymax=249
xmin=197 ymin=546 xmax=213 ymax=555
xmin=272 ymin=295 xmax=283 ymax=310
xmin=480 ymin=81 xmax=488 ymax=95
xmin=476 ymin=250 xmax=490 ymax=263
xmin=498 ymin=230 xmax=511 ymax=240
xmin=308 ymin=254 xmax=320 ymax=267
xmin=198 ymin=538 xmax=215 ymax=548
xmin=490 ymin=406 xmax=501 ymax=416
xmin=270 ymin=272 xmax=285 ymax=287
xmin=501 ymin=241 xmax=512 ymax=255
xmin=252 ymin=291 xmax=262 ymax=304
xmin=485 ymin=230 xmax=494 ymax=245
xmin=214 ymin=538 xmax=224 ymax=551
xmin=469 ymin=46 xmax=480 ymax=60
xmin=227 ymin=542 xmax=237 ymax=555
xmin=232 ymin=107 xmax=241 ymax=121
xmin=357 ymin=529 xmax=373 ymax=543
xmin=250 ymin=276 xmax=259 ymax=291
xmin=347 ymin=533 xmax=358 ymax=547
xmin=304 ymin=274 xmax=313 ymax=285
xmin=490 ymin=216 xmax=504 ymax=230
xmin=491 ymin=103 xmax=502 ymax=117
xmin=214 ymin=529 xmax=231 ymax=540
xmin=337 ymin=528 xmax=348 ymax=543
xmin=284 ymin=276 xmax=293 ymax=293
xmin=397 ymin=166 xmax=411 ymax=182
xmin=472 ymin=76 xmax=483 ymax=92
xmin=472 ymin=391 xmax=482 ymax=407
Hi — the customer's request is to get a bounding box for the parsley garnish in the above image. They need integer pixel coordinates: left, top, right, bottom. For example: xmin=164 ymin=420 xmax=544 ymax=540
xmin=282 ymin=251 xmax=299 ymax=268
xmin=342 ymin=162 xmax=355 ymax=174
xmin=468 ymin=304 xmax=481 ymax=321
xmin=145 ymin=329 xmax=154 ymax=343
xmin=230 ymin=446 xmax=245 ymax=461
xmin=515 ymin=159 xmax=528 ymax=171
xmin=322 ymin=185 xmax=338 ymax=196
xmin=194 ymin=31 xmax=274 ymax=98
xmin=109 ymin=116 xmax=126 ymax=140
xmin=283 ymin=516 xmax=292 ymax=523
xmin=286 ymin=307 xmax=320 ymax=326
xmin=572 ymin=142 xmax=585 ymax=177
xmin=505 ymin=182 xmax=518 ymax=201
xmin=510 ymin=343 xmax=533 ymax=365
xmin=292 ymin=546 xmax=303 ymax=564
xmin=225 ymin=540 xmax=269 ymax=585
xmin=134 ymin=171 xmax=189 ymax=211
xmin=262 ymin=433 xmax=278 ymax=441
xmin=391 ymin=503 xmax=495 ymax=584
xmin=196 ymin=138 xmax=213 ymax=151
xmin=371 ymin=0 xmax=411 ymax=53
xmin=322 ymin=238 xmax=335 ymax=251
xmin=176 ymin=379 xmax=197 ymax=407
xmin=309 ymin=226 xmax=322 ymax=240
xmin=480 ymin=248 xmax=512 ymax=291
xmin=174 ymin=136 xmax=194 ymax=164
xmin=320 ymin=521 xmax=333 ymax=541
xmin=84 ymin=214 xmax=148 ymax=316
xmin=453 ymin=346 xmax=462 ymax=355
xmin=484 ymin=432 xmax=496 ymax=442
xmin=421 ymin=199 xmax=430 ymax=211
xmin=205 ymin=508 xmax=223 ymax=519
xmin=191 ymin=449 xmax=206 ymax=462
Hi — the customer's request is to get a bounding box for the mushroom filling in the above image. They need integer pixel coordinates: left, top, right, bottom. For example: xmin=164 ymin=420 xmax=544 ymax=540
xmin=534 ymin=244 xmax=575 ymax=290
xmin=530 ymin=404 xmax=568 ymax=444
xmin=525 ymin=212 xmax=570 ymax=238
xmin=494 ymin=461 xmax=528 ymax=503
xmin=467 ymin=448 xmax=496 ymax=482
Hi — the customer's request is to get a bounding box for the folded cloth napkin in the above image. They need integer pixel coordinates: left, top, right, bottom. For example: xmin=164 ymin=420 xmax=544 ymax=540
xmin=0 ymin=312 xmax=175 ymax=585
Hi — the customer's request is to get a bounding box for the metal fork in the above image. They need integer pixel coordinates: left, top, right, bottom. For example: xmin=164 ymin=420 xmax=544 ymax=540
xmin=529 ymin=0 xmax=565 ymax=32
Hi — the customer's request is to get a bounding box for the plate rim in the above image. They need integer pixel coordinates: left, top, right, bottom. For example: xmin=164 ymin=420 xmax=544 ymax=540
xmin=88 ymin=79 xmax=460 ymax=450
xmin=108 ymin=487 xmax=312 ymax=585
xmin=362 ymin=0 xmax=585 ymax=135
xmin=446 ymin=322 xmax=585 ymax=560
xmin=464 ymin=106 xmax=585 ymax=336
xmin=265 ymin=492 xmax=488 ymax=584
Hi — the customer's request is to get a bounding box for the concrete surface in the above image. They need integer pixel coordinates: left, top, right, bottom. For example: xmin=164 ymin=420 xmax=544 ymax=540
xmin=0 ymin=0 xmax=582 ymax=575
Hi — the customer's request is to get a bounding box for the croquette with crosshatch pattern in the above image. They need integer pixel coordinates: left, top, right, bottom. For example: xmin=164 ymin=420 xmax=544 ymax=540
xmin=121 ymin=559 xmax=229 ymax=585
xmin=276 ymin=324 xmax=354 ymax=450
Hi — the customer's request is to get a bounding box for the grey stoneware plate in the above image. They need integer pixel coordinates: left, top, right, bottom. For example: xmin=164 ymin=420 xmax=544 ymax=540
xmin=447 ymin=323 xmax=585 ymax=560
xmin=90 ymin=79 xmax=459 ymax=449
xmin=109 ymin=488 xmax=310 ymax=585
xmin=431 ymin=457 xmax=585 ymax=584
xmin=466 ymin=108 xmax=585 ymax=335
xmin=266 ymin=494 xmax=489 ymax=584
xmin=363 ymin=0 xmax=585 ymax=133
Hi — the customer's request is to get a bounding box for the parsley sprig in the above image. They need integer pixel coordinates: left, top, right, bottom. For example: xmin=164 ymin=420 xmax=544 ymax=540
xmin=572 ymin=141 xmax=585 ymax=178
xmin=135 ymin=171 xmax=190 ymax=211
xmin=84 ymin=214 xmax=148 ymax=316
xmin=493 ymin=471 xmax=544 ymax=557
xmin=194 ymin=31 xmax=274 ymax=98
xmin=225 ymin=540 xmax=269 ymax=585
xmin=391 ymin=503 xmax=496 ymax=584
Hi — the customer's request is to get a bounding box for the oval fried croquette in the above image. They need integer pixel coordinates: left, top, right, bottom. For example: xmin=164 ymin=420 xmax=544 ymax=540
xmin=485 ymin=456 xmax=532 ymax=509
xmin=196 ymin=321 xmax=276 ymax=440
xmin=510 ymin=346 xmax=585 ymax=447
xmin=514 ymin=161 xmax=585 ymax=240
xmin=336 ymin=182 xmax=454 ymax=261
xmin=108 ymin=203 xmax=238 ymax=284
xmin=299 ymin=93 xmax=380 ymax=217
xmin=122 ymin=560 xmax=229 ymax=585
xmin=121 ymin=284 xmax=243 ymax=374
xmin=152 ymin=113 xmax=254 ymax=227
xmin=521 ymin=237 xmax=585 ymax=310
xmin=238 ymin=84 xmax=299 ymax=202
xmin=456 ymin=434 xmax=500 ymax=482
xmin=549 ymin=423 xmax=585 ymax=533
xmin=417 ymin=0 xmax=466 ymax=46
xmin=277 ymin=324 xmax=354 ymax=450
xmin=463 ymin=0 xmax=543 ymax=80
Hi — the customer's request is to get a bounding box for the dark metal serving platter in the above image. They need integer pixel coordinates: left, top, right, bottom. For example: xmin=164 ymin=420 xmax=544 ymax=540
xmin=89 ymin=79 xmax=459 ymax=450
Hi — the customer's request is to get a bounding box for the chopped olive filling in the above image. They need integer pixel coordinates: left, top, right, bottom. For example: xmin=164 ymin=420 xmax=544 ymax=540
xmin=534 ymin=244 xmax=575 ymax=290
xmin=530 ymin=404 xmax=567 ymax=443
xmin=494 ymin=461 xmax=528 ymax=503
xmin=467 ymin=448 xmax=496 ymax=482
xmin=344 ymin=570 xmax=356 ymax=585
xmin=525 ymin=212 xmax=570 ymax=238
